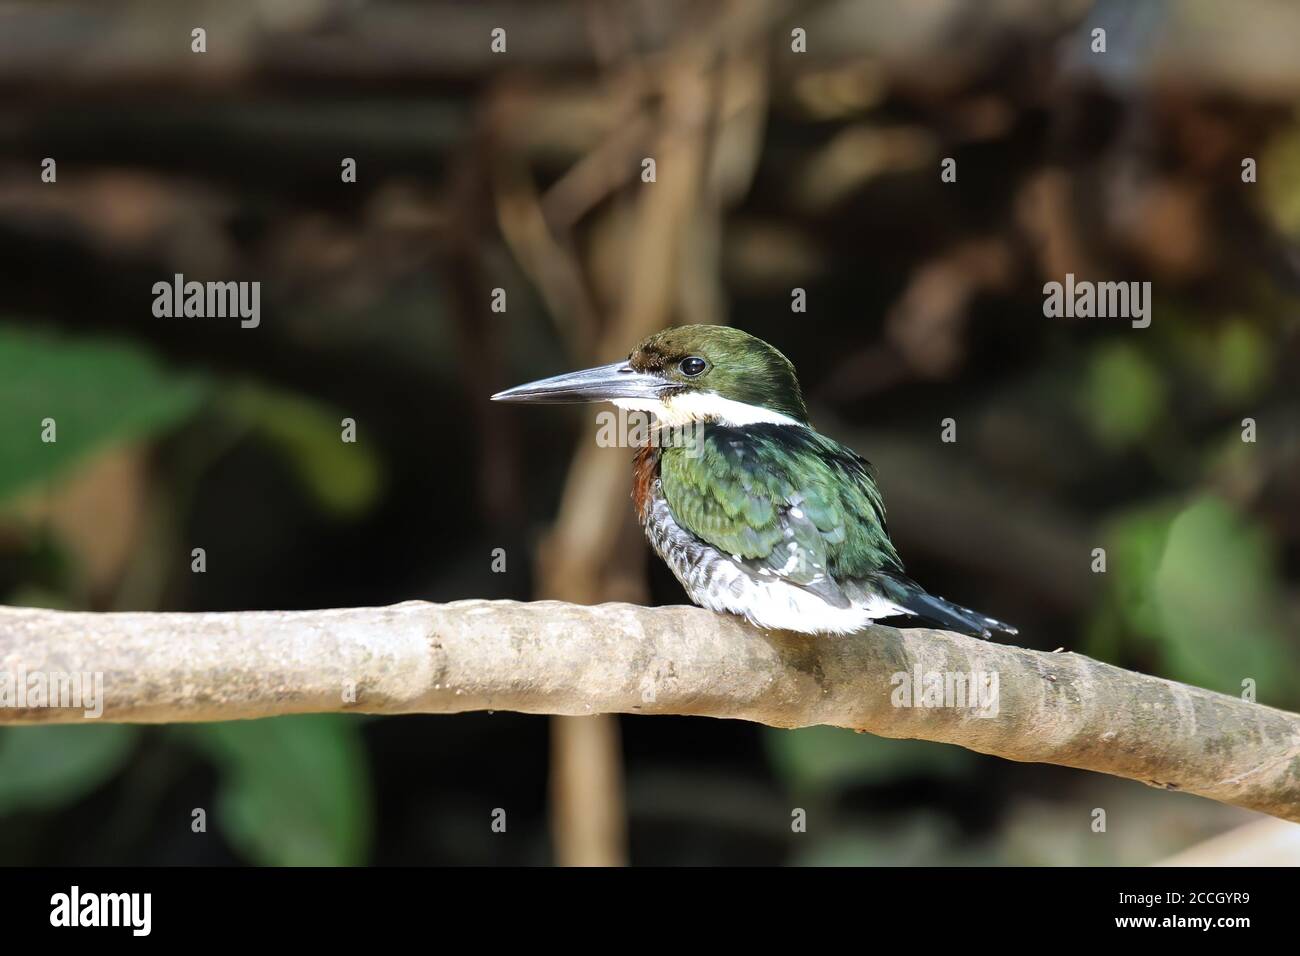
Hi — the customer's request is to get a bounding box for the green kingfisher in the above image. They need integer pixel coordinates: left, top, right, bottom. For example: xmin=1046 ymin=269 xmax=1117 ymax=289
xmin=492 ymin=325 xmax=1017 ymax=639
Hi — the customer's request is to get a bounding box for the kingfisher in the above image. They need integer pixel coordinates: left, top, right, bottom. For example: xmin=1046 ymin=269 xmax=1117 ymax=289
xmin=492 ymin=325 xmax=1017 ymax=639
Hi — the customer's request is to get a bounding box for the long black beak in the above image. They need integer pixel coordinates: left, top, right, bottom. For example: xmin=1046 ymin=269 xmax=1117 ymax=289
xmin=491 ymin=361 xmax=671 ymax=404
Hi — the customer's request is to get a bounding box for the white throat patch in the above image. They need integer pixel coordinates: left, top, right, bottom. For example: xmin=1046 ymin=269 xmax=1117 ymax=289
xmin=612 ymin=392 xmax=802 ymax=427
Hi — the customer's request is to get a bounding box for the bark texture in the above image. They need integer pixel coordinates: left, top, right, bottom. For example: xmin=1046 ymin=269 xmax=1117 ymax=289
xmin=1 ymin=600 xmax=1297 ymax=821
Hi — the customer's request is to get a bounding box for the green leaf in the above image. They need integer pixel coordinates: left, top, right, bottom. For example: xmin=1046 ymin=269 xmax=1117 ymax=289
xmin=765 ymin=725 xmax=971 ymax=791
xmin=1261 ymin=124 xmax=1300 ymax=240
xmin=1098 ymin=496 xmax=1298 ymax=701
xmin=789 ymin=814 xmax=966 ymax=866
xmin=1080 ymin=343 xmax=1165 ymax=449
xmin=1104 ymin=502 xmax=1178 ymax=640
xmin=0 ymin=724 xmax=139 ymax=815
xmin=0 ymin=324 xmax=208 ymax=502
xmin=225 ymin=384 xmax=382 ymax=517
xmin=1206 ymin=319 xmax=1270 ymax=402
xmin=190 ymin=715 xmax=372 ymax=866
xmin=1151 ymin=497 xmax=1297 ymax=697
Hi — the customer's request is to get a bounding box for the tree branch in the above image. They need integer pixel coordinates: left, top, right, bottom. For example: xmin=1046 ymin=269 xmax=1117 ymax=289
xmin=2 ymin=600 xmax=1297 ymax=822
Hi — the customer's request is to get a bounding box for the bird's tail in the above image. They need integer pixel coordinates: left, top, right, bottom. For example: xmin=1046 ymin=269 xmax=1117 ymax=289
xmin=877 ymin=574 xmax=1018 ymax=641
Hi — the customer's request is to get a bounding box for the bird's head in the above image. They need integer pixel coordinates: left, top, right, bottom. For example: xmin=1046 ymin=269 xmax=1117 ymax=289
xmin=491 ymin=325 xmax=809 ymax=426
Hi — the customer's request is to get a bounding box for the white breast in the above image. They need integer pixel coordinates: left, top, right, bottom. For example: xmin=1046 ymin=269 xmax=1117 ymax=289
xmin=640 ymin=482 xmax=909 ymax=636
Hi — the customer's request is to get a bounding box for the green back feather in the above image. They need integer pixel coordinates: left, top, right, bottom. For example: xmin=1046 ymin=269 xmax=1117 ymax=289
xmin=659 ymin=423 xmax=902 ymax=584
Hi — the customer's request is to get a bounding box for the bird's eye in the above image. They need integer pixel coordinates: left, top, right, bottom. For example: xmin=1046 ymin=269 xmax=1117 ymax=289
xmin=679 ymin=356 xmax=708 ymax=377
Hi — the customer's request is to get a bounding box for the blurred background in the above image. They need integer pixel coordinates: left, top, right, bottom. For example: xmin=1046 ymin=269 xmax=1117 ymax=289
xmin=1 ymin=0 xmax=1298 ymax=865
